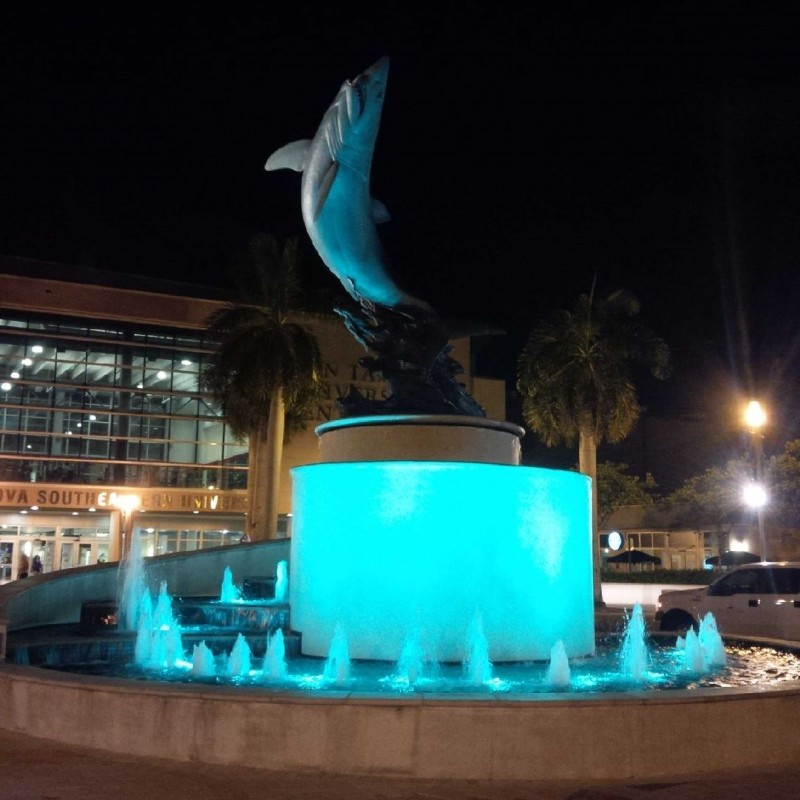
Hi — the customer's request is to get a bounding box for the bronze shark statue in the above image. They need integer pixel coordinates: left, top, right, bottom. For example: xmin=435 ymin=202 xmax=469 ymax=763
xmin=266 ymin=58 xmax=484 ymax=418
xmin=266 ymin=57 xmax=428 ymax=311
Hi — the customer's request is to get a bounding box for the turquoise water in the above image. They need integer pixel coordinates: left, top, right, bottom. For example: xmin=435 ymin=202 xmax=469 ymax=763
xmin=48 ymin=640 xmax=800 ymax=695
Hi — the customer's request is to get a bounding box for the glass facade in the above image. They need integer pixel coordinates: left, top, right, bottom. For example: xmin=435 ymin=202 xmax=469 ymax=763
xmin=0 ymin=312 xmax=248 ymax=490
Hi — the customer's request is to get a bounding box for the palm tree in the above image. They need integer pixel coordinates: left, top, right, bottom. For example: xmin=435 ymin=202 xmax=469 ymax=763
xmin=516 ymin=287 xmax=670 ymax=605
xmin=204 ymin=234 xmax=322 ymax=540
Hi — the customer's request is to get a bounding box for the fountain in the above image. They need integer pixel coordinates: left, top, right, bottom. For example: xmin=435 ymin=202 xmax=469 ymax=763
xmin=262 ymin=629 xmax=288 ymax=682
xmin=191 ymin=641 xmax=216 ymax=677
xmin=274 ymin=560 xmax=288 ymax=603
xmin=620 ymin=604 xmax=649 ymax=681
xmin=226 ymin=632 xmax=253 ymax=677
xmin=134 ymin=581 xmax=184 ymax=670
xmin=4 ymin=57 xmax=800 ymax=784
xmin=219 ymin=566 xmax=241 ymax=603
xmin=547 ymin=640 xmax=571 ymax=689
xmin=323 ymin=623 xmax=352 ymax=686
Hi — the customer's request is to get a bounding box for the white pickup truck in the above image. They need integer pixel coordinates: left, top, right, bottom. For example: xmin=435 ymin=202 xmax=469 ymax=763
xmin=656 ymin=563 xmax=800 ymax=640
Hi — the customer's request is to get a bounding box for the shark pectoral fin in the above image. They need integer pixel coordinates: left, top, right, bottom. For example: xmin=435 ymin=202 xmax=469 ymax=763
xmin=265 ymin=140 xmax=312 ymax=172
xmin=371 ymin=198 xmax=391 ymax=224
xmin=314 ymin=161 xmax=340 ymax=220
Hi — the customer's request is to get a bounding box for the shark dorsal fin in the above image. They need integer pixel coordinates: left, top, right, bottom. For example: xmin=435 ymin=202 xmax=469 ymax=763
xmin=314 ymin=161 xmax=340 ymax=220
xmin=265 ymin=139 xmax=312 ymax=173
xmin=371 ymin=198 xmax=390 ymax=224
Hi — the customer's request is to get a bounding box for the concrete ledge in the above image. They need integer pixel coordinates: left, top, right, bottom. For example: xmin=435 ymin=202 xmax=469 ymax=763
xmin=2 ymin=662 xmax=800 ymax=781
xmin=0 ymin=539 xmax=291 ymax=654
xmin=316 ymin=415 xmax=524 ymax=465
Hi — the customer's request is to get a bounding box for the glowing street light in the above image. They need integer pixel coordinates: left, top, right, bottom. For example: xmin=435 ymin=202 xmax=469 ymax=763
xmin=744 ymin=400 xmax=767 ymax=432
xmin=743 ymin=400 xmax=767 ymax=557
xmin=742 ymin=482 xmax=767 ymax=510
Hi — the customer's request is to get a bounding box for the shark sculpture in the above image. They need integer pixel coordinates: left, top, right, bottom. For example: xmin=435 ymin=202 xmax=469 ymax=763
xmin=265 ymin=58 xmax=484 ymax=418
xmin=265 ymin=57 xmax=426 ymax=311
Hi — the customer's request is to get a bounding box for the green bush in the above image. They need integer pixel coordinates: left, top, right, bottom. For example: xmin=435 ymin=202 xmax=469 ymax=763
xmin=601 ymin=568 xmax=712 ymax=585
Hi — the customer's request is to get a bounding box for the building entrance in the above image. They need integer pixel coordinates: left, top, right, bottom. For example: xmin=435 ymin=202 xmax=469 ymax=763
xmin=0 ymin=514 xmax=112 ymax=582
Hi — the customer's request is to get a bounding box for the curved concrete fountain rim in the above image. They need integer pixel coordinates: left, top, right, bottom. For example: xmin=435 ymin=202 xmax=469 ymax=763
xmin=4 ymin=642 xmax=800 ymax=782
xmin=316 ymin=414 xmax=526 ymax=438
xmin=3 ymin=660 xmax=799 ymax=704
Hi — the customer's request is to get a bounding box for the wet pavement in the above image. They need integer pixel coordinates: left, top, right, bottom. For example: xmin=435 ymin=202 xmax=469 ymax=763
xmin=2 ymin=726 xmax=800 ymax=800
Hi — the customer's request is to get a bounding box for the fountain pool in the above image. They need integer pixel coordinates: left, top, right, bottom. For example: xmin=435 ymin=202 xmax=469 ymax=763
xmin=4 ymin=549 xmax=800 ymax=781
xmin=3 ymin=420 xmax=800 ymax=780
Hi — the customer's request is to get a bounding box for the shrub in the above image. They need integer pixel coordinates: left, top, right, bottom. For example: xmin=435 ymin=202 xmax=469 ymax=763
xmin=601 ymin=568 xmax=712 ymax=585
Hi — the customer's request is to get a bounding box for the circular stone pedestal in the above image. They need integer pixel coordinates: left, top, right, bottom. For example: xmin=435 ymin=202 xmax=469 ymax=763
xmin=316 ymin=414 xmax=525 ymax=465
xmin=291 ymin=415 xmax=594 ymax=662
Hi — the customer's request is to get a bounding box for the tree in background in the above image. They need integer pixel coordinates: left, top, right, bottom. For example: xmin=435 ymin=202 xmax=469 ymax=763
xmin=766 ymin=440 xmax=800 ymax=529
xmin=666 ymin=460 xmax=751 ymax=561
xmin=204 ymin=234 xmax=322 ymax=540
xmin=596 ymin=461 xmax=657 ymax=527
xmin=516 ymin=287 xmax=670 ymax=605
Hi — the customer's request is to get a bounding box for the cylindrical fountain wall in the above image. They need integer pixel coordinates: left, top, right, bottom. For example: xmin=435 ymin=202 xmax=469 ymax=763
xmin=290 ymin=416 xmax=594 ymax=662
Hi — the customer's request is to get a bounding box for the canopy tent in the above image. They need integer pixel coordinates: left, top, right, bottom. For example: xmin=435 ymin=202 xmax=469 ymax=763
xmin=606 ymin=549 xmax=662 ymax=565
xmin=705 ymin=551 xmax=761 ymax=567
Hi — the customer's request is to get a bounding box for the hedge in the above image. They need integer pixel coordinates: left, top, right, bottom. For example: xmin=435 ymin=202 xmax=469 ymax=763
xmin=601 ymin=568 xmax=712 ymax=585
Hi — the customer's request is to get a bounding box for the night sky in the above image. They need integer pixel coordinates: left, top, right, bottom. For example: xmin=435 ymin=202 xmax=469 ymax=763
xmin=4 ymin=3 xmax=800 ymax=440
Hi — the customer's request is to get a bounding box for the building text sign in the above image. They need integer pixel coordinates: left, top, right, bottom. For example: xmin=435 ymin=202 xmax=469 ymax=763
xmin=0 ymin=483 xmax=247 ymax=513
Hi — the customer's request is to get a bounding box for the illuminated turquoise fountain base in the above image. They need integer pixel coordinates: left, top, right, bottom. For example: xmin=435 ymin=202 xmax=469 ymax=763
xmin=290 ymin=461 xmax=594 ymax=662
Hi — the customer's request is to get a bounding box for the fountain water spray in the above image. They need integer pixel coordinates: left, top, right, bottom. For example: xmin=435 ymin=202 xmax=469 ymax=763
xmin=699 ymin=613 xmax=726 ymax=667
xmin=136 ymin=582 xmax=184 ymax=669
xmin=275 ymin=560 xmax=288 ymax=603
xmin=397 ymin=628 xmax=425 ymax=685
xmin=547 ymin=640 xmax=571 ymax=689
xmin=323 ymin=623 xmax=351 ymax=685
xmin=682 ymin=628 xmax=706 ymax=672
xmin=262 ymin=630 xmax=288 ymax=682
xmin=620 ymin=604 xmax=648 ymax=681
xmin=118 ymin=531 xmax=146 ymax=630
xmin=465 ymin=612 xmax=492 ymax=684
xmin=226 ymin=632 xmax=252 ymax=677
xmin=219 ymin=566 xmax=241 ymax=603
xmin=192 ymin=641 xmax=216 ymax=677
xmin=680 ymin=612 xmax=726 ymax=672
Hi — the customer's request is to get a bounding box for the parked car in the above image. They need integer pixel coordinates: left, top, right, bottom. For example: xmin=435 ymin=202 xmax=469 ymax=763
xmin=656 ymin=563 xmax=800 ymax=640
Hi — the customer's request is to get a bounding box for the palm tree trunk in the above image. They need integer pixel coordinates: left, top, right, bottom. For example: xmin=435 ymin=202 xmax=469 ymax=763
xmin=579 ymin=427 xmax=605 ymax=608
xmin=244 ymin=390 xmax=286 ymax=541
xmin=245 ymin=417 xmax=268 ymax=541
xmin=263 ymin=389 xmax=286 ymax=540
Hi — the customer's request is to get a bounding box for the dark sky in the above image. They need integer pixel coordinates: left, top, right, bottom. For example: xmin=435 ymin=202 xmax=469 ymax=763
xmin=3 ymin=3 xmax=800 ymax=431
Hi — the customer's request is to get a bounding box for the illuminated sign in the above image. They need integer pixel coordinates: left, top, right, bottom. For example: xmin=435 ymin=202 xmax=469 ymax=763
xmin=0 ymin=484 xmax=247 ymax=513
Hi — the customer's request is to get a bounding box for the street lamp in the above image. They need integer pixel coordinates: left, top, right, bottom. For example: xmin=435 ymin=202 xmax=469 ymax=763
xmin=743 ymin=400 xmax=767 ymax=557
xmin=114 ymin=494 xmax=141 ymax=557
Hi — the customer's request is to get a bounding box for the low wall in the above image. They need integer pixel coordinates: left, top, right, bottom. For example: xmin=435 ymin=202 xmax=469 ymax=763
xmin=601 ymin=582 xmax=698 ymax=610
xmin=0 ymin=540 xmax=290 ymax=658
xmin=1 ymin=664 xmax=800 ymax=781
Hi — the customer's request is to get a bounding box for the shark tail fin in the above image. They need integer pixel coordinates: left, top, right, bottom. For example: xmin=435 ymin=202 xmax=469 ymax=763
xmin=265 ymin=140 xmax=312 ymax=172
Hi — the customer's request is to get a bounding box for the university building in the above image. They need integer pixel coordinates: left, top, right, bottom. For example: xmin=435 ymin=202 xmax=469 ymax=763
xmin=0 ymin=256 xmax=505 ymax=581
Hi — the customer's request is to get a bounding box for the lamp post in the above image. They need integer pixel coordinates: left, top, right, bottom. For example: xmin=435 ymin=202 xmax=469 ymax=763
xmin=743 ymin=400 xmax=767 ymax=558
xmin=115 ymin=494 xmax=141 ymax=558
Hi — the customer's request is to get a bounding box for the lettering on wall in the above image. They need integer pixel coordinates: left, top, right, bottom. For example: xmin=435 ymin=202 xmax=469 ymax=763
xmin=314 ymin=361 xmax=390 ymax=421
xmin=0 ymin=485 xmax=246 ymax=513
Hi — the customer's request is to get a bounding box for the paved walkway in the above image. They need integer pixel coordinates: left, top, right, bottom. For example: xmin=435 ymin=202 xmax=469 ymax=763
xmin=2 ymin=727 xmax=800 ymax=800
